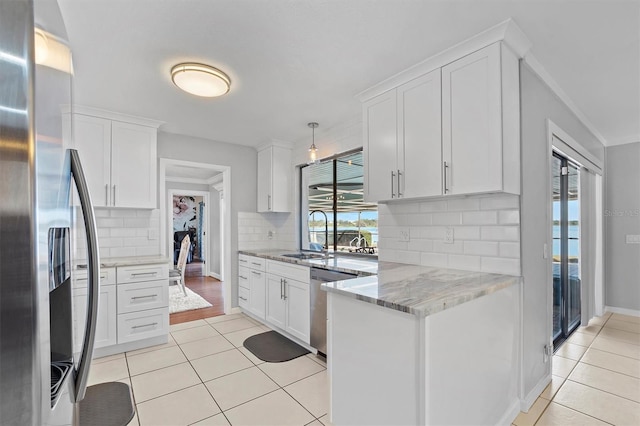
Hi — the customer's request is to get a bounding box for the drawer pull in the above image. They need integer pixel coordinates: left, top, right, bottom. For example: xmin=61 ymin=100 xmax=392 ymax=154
xmin=132 ymin=322 xmax=158 ymax=329
xmin=131 ymin=272 xmax=158 ymax=277
xmin=131 ymin=294 xmax=158 ymax=300
xmin=251 ymin=262 xmax=261 ymax=266
xmin=239 ymin=296 xmax=248 ymax=301
xmin=239 ymin=259 xmax=248 ymax=263
xmin=76 ymin=274 xmax=107 ymax=281
xmin=251 ymin=271 xmax=261 ymax=276
xmin=239 ymin=275 xmax=247 ymax=280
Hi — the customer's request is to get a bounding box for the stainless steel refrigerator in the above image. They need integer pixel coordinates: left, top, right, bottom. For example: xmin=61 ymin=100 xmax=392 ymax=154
xmin=0 ymin=0 xmax=102 ymax=424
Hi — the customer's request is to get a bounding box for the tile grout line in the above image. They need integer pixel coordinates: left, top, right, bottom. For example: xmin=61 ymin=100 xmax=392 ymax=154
xmin=540 ymin=399 xmax=616 ymax=426
xmin=563 ymin=377 xmax=640 ymax=405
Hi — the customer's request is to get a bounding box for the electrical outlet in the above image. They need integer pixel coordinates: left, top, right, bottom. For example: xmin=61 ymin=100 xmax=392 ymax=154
xmin=399 ymin=227 xmax=410 ymax=242
xmin=444 ymin=227 xmax=454 ymax=244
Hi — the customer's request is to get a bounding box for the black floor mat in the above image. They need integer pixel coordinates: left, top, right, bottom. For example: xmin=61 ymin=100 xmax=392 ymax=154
xmin=78 ymin=382 xmax=135 ymax=426
xmin=243 ymin=331 xmax=310 ymax=362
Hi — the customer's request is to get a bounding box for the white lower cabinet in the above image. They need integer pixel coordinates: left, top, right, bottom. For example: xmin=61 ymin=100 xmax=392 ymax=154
xmin=239 ymin=256 xmax=311 ymax=345
xmin=72 ymin=262 xmax=169 ymax=355
xmin=265 ymin=260 xmax=310 ymax=344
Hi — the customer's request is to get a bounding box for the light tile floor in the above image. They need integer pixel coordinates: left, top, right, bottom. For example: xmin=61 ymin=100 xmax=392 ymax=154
xmin=514 ymin=311 xmax=640 ymax=426
xmin=88 ymin=313 xmax=330 ymax=426
xmin=88 ymin=311 xmax=640 ymax=425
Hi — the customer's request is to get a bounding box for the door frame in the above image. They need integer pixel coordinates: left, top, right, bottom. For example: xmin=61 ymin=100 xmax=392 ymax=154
xmin=167 ymin=189 xmax=210 ymax=269
xmin=546 ymin=120 xmax=604 ymax=350
xmin=159 ymin=158 xmax=232 ymax=314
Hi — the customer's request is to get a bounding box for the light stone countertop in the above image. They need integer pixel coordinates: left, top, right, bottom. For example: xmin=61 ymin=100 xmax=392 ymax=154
xmin=75 ymin=256 xmax=171 ymax=269
xmin=238 ymin=249 xmax=378 ymax=276
xmin=322 ymin=261 xmax=520 ymax=317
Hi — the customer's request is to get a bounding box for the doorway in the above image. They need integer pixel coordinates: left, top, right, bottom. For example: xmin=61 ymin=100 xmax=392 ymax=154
xmin=171 ymin=192 xmax=208 ymax=277
xmin=552 ymin=151 xmax=581 ymax=346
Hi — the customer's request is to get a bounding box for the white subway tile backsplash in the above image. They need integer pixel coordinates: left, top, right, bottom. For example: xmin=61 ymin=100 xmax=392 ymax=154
xmin=499 ymin=242 xmax=520 ymax=258
xmin=481 ymin=257 xmax=520 ymax=275
xmin=97 ymin=218 xmax=124 ymax=228
xmin=419 ymin=200 xmax=447 ymax=212
xmin=479 ymin=194 xmax=519 ymax=210
xmin=431 ymin=212 xmax=462 ymax=225
xmin=381 ymin=194 xmax=521 ymax=275
xmin=480 ymin=226 xmax=519 ymax=241
xmin=109 ymin=247 xmax=136 ymax=258
xmin=136 ymin=247 xmax=160 ymax=256
xmin=420 ymin=252 xmax=448 ymax=268
xmin=462 ymin=211 xmax=498 ymax=225
xmin=99 ymin=238 xmax=123 ymax=248
xmin=237 ymin=211 xmax=296 ymax=251
xmin=123 ymin=237 xmax=150 ymax=247
xmin=448 ymin=255 xmax=481 ymax=271
xmin=447 ymin=197 xmax=480 ymax=211
xmin=123 ymin=218 xmax=150 ymax=228
xmin=498 ymin=210 xmax=520 ymax=225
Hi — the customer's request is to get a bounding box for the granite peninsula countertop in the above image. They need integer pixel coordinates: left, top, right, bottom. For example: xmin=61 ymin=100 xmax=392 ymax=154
xmin=75 ymin=256 xmax=171 ymax=269
xmin=238 ymin=249 xmax=378 ymax=276
xmin=322 ymin=261 xmax=520 ymax=318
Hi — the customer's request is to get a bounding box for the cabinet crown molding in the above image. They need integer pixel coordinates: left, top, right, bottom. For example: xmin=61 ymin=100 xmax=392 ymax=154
xmin=256 ymin=139 xmax=294 ymax=152
xmin=356 ymin=18 xmax=532 ymax=102
xmin=62 ymin=105 xmax=164 ymax=128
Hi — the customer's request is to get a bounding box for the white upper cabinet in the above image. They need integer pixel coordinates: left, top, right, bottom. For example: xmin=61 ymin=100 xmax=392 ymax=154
xmin=442 ymin=43 xmax=519 ymax=196
xmin=71 ymin=109 xmax=161 ymax=208
xmin=257 ymin=145 xmax=292 ymax=212
xmin=362 ymin=39 xmax=522 ymax=202
xmin=363 ymin=91 xmax=397 ymax=202
xmin=364 ymin=69 xmax=442 ymax=203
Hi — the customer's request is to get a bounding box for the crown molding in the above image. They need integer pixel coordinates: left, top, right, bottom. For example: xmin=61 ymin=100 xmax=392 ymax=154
xmin=165 ymin=176 xmax=209 ymax=185
xmin=256 ymin=138 xmax=293 ymax=152
xmin=605 ymin=136 xmax=640 ymax=147
xmin=522 ymin=55 xmax=609 ymax=148
xmin=356 ymin=18 xmax=532 ymax=102
xmin=62 ymin=104 xmax=164 ymax=128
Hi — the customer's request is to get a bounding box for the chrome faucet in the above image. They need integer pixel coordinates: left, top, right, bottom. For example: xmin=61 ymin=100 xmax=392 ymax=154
xmin=309 ymin=210 xmax=329 ymax=258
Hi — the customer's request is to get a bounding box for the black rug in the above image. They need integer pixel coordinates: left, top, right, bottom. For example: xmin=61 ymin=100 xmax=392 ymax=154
xmin=243 ymin=331 xmax=309 ymax=362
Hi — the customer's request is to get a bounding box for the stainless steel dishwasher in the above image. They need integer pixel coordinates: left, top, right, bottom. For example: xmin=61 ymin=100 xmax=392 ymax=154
xmin=310 ymin=267 xmax=358 ymax=356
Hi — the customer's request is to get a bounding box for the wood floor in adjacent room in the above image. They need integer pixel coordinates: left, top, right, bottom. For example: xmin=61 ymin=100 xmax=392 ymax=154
xmin=170 ymin=261 xmax=225 ymax=325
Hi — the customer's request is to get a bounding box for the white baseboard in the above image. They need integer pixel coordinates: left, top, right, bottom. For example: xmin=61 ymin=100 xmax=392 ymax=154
xmin=521 ymin=373 xmax=551 ymax=412
xmin=500 ymin=398 xmax=523 ymax=426
xmin=229 ymin=306 xmax=242 ymax=315
xmin=209 ymin=272 xmax=222 ymax=280
xmin=605 ymin=306 xmax=640 ymax=317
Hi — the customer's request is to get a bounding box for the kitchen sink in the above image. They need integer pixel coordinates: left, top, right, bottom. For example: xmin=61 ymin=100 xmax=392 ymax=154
xmin=281 ymin=252 xmax=331 ymax=260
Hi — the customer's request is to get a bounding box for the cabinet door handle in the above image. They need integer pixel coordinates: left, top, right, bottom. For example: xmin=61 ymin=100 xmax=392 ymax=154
xmin=267 ymin=194 xmax=271 ymax=211
xmin=280 ymin=278 xmax=284 ymax=299
xmin=112 ymin=185 xmax=116 ymax=206
xmin=131 ymin=294 xmax=158 ymax=300
xmin=132 ymin=322 xmax=158 ymax=329
xmin=443 ymin=162 xmax=449 ymax=194
xmin=397 ymin=169 xmax=402 ymax=197
xmin=283 ymin=279 xmax=287 ymax=300
xmin=390 ymin=171 xmax=396 ymax=198
xmin=105 ymin=184 xmax=109 ymax=205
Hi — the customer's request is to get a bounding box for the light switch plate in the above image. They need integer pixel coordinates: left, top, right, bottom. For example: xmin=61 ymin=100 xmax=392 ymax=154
xmin=399 ymin=227 xmax=410 ymax=242
xmin=626 ymin=234 xmax=640 ymax=244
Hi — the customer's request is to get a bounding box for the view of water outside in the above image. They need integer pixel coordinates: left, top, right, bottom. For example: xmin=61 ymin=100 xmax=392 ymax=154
xmin=309 ymin=211 xmax=378 ymax=251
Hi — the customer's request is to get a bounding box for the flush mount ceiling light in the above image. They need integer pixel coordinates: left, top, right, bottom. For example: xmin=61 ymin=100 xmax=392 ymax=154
xmin=170 ymin=63 xmax=231 ymax=97
xmin=308 ymin=122 xmax=319 ymax=164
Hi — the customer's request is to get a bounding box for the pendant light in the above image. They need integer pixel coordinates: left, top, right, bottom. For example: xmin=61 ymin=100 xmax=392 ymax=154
xmin=308 ymin=122 xmax=319 ymax=164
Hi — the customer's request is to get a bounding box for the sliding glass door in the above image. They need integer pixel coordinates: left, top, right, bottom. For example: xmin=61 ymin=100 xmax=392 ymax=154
xmin=552 ymin=152 xmax=581 ymax=346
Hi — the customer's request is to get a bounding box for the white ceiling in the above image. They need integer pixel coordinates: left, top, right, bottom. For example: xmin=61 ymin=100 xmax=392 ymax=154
xmin=58 ymin=0 xmax=639 ymax=148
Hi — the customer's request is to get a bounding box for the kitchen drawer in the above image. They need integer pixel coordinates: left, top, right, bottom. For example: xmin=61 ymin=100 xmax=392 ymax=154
xmin=73 ymin=267 xmax=116 ymax=288
xmin=239 ymin=254 xmax=265 ymax=271
xmin=117 ymin=264 xmax=168 ymax=284
xmin=117 ymin=280 xmax=168 ymax=314
xmin=238 ymin=266 xmax=250 ymax=289
xmin=239 ymin=286 xmax=250 ymax=309
xmin=267 ymin=260 xmax=310 ymax=284
xmin=117 ymin=307 xmax=168 ymax=344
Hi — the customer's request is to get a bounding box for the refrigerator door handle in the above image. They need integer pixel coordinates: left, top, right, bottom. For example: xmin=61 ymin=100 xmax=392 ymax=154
xmin=70 ymin=149 xmax=100 ymax=402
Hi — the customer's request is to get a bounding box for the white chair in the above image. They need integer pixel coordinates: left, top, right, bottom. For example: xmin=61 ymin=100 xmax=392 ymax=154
xmin=169 ymin=235 xmax=190 ymax=296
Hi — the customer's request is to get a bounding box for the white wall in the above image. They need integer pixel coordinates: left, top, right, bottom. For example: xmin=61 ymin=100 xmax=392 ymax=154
xmin=605 ymin=142 xmax=640 ymax=312
xmin=378 ymin=194 xmax=520 ymax=275
xmin=519 ymin=63 xmax=605 ymax=402
xmin=158 ymin=131 xmax=257 ymax=307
